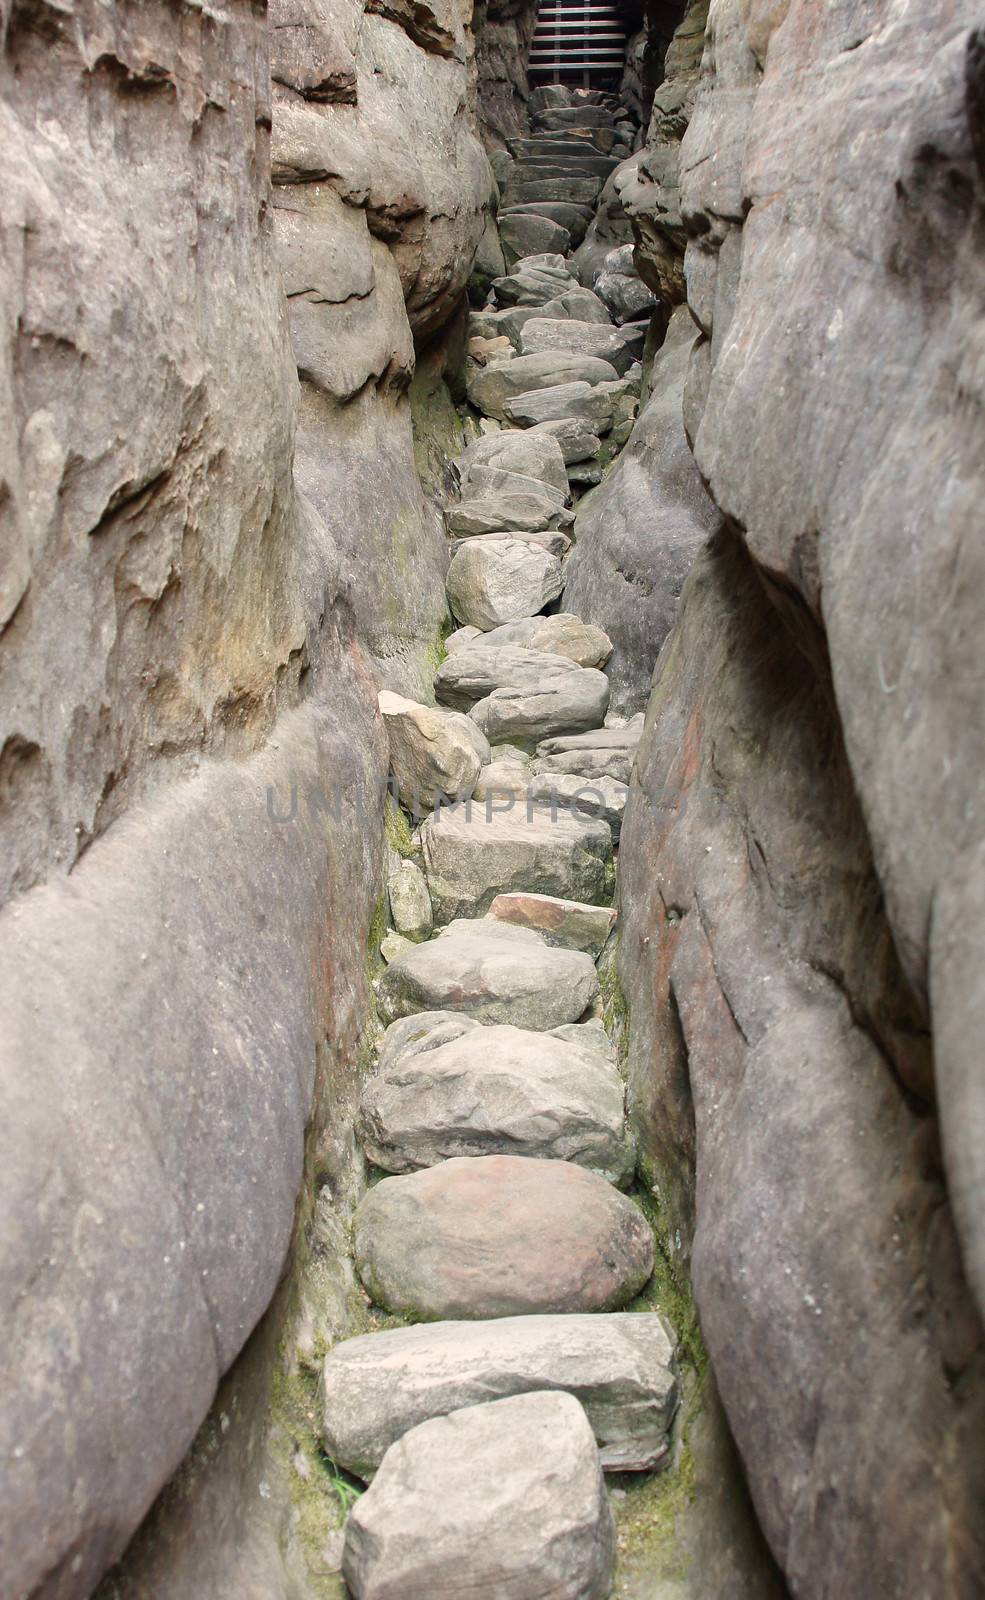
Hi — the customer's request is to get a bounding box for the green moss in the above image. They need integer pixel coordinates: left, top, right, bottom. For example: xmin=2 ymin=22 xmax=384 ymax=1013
xmin=365 ymin=892 xmax=388 ymax=983
xmin=267 ymin=1361 xmax=357 ymax=1598
xmin=383 ymin=793 xmax=416 ymax=860
xmin=612 ymin=1428 xmax=698 ymax=1593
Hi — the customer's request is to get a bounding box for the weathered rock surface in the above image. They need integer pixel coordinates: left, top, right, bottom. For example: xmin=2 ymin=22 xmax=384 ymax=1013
xmin=420 ymin=802 xmax=613 ymax=922
xmin=477 ymin=613 xmax=613 ymax=667
xmin=473 ymin=752 xmax=532 ymax=800
xmin=500 ymin=211 xmax=572 ymax=262
xmin=528 ymin=772 xmax=628 ymax=840
xmin=446 ymin=537 xmax=564 ymax=631
xmin=379 ymin=691 xmax=481 ymax=810
xmin=531 ymin=417 xmax=604 ymax=463
xmin=376 ymin=1009 xmax=480 ymax=1072
xmin=358 ymin=1022 xmax=633 ymax=1182
xmin=504 ymin=380 xmax=620 ymax=431
xmin=459 ymin=429 xmax=570 ymax=499
xmin=342 ymin=1392 xmax=616 ymax=1600
xmin=445 ymin=490 xmax=571 ymax=536
xmin=436 ymin=645 xmax=593 ymax=709
xmin=490 ymin=892 xmax=617 ymax=956
xmin=520 ymin=317 xmax=637 ymax=374
xmin=353 ymin=1154 xmax=654 ymax=1317
xmin=534 ymin=718 xmax=645 ymax=785
xmin=386 ymin=855 xmax=433 ymax=941
xmin=564 ymin=307 xmax=719 ymax=712
xmin=471 ymin=669 xmax=611 ymax=746
xmin=468 ymin=350 xmax=620 ymax=421
xmin=322 ymin=1312 xmax=677 ymax=1477
xmin=619 ymin=527 xmax=985 ymax=1596
xmin=376 ymin=918 xmax=600 ymax=1029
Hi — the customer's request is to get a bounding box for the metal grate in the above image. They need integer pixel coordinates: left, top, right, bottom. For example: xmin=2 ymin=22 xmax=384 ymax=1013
xmin=528 ymin=0 xmax=626 ymax=82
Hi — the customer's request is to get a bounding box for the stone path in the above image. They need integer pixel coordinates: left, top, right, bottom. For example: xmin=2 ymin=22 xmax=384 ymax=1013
xmin=329 ymin=84 xmax=677 ymax=1600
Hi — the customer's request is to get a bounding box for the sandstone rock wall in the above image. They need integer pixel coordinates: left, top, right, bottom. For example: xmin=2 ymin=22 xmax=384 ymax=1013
xmin=271 ymin=0 xmax=493 ymax=697
xmin=0 ymin=0 xmax=487 ymax=1592
xmin=609 ymin=1 xmax=985 ymax=1594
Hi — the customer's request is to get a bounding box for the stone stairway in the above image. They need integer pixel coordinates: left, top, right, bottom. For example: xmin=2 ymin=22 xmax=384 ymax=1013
xmin=326 ymin=86 xmax=676 ymax=1599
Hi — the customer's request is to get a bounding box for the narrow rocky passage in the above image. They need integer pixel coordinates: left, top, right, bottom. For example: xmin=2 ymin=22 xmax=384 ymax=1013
xmin=321 ymin=86 xmax=683 ymax=1600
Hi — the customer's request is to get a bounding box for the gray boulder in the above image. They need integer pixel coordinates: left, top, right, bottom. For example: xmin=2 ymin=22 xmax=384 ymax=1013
xmin=534 ymin=715 xmax=645 ymax=784
xmin=460 ymin=429 xmax=569 ymax=498
xmin=504 ymin=380 xmax=620 ymax=431
xmin=594 ymin=266 xmax=659 ymax=325
xmin=322 ymin=1312 xmax=677 ymax=1478
xmin=446 ymin=537 xmax=564 ymax=631
xmin=463 ymin=463 xmax=568 ymax=508
xmin=445 ymin=490 xmax=571 ymax=536
xmin=476 ymin=613 xmax=613 ymax=667
xmin=353 ymin=1154 xmax=654 ymax=1318
xmin=531 ymin=417 xmax=604 ymax=463
xmin=489 ymin=892 xmax=617 ymax=957
xmin=377 ymin=1010 xmax=480 ymax=1074
xmin=499 ymin=212 xmax=571 ymax=262
xmin=527 ymin=772 xmax=628 ymax=840
xmin=378 ymin=691 xmax=480 ymax=811
xmin=471 ymin=668 xmax=610 ymax=746
xmin=375 ymin=918 xmax=599 ymax=1029
xmin=436 ymin=644 xmax=591 ymax=710
xmin=520 ymin=317 xmax=637 ymax=375
xmin=341 ymin=1393 xmax=616 ymax=1600
xmin=420 ymin=802 xmax=613 ymax=923
xmin=468 ymin=351 xmax=620 ymax=422
xmin=358 ymin=1021 xmax=633 ymax=1183
xmin=386 ymin=856 xmax=432 ymax=942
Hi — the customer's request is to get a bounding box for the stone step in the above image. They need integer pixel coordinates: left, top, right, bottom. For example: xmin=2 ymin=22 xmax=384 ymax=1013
xmin=499 ymin=212 xmax=570 ymax=261
xmin=376 ymin=918 xmax=599 ymax=1029
xmin=462 ymin=612 xmax=613 ymax=667
xmin=527 ymin=771 xmax=628 ymax=840
xmin=448 ymin=529 xmax=572 ymax=560
xmin=458 ymin=429 xmax=570 ymax=499
xmin=510 ymin=151 xmax=622 ymax=179
xmin=499 ymin=201 xmax=594 ymax=246
xmin=322 ymin=1312 xmax=677 ymax=1479
xmin=491 ymin=260 xmax=579 ymax=308
xmin=514 ymin=176 xmax=604 ymax=207
xmin=519 ymin=316 xmax=637 ymax=376
xmin=531 ymin=106 xmax=616 ymax=130
xmin=446 ymin=536 xmax=564 ymax=631
xmin=357 ymin=1020 xmax=633 ymax=1184
xmin=460 ymin=462 xmax=569 ymax=508
xmin=420 ymin=799 xmax=613 ymax=921
xmin=530 ymin=416 xmax=604 ymax=463
xmin=435 ymin=643 xmax=604 ymax=711
xmin=468 ymin=350 xmax=619 ymax=422
xmin=503 ymin=378 xmax=622 ymax=431
xmin=533 ymin=715 xmax=645 ymax=784
xmin=352 ymin=1154 xmax=654 ymax=1318
xmin=342 ymin=1392 xmax=615 ymax=1600
xmin=471 ymin=670 xmax=611 ymax=747
xmin=488 ymin=891 xmax=617 ymax=956
xmin=444 ymin=489 xmax=573 ymax=537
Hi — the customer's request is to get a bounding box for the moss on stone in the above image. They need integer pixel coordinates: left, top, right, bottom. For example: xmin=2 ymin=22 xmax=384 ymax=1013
xmin=382 ymin=793 xmax=416 ymax=860
xmin=611 ymin=1426 xmax=697 ymax=1594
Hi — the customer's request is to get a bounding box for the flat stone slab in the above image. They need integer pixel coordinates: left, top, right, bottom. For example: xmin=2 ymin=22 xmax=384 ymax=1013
xmin=376 ymin=918 xmax=600 ymax=1029
xmin=471 ymin=667 xmax=610 ymax=746
xmin=459 ymin=429 xmax=569 ymax=498
xmin=489 ymin=891 xmax=617 ymax=956
xmin=342 ymin=1392 xmax=616 ymax=1600
xmin=358 ymin=1021 xmax=633 ymax=1184
xmin=476 ymin=613 xmax=613 ymax=667
xmin=520 ymin=317 xmax=636 ymax=375
xmin=468 ymin=350 xmax=620 ymax=422
xmin=530 ymin=416 xmax=603 ymax=462
xmin=515 ymin=176 xmax=605 ymax=206
xmin=445 ymin=489 xmax=570 ymax=536
xmin=322 ymin=1312 xmax=677 ymax=1479
xmin=528 ymin=771 xmax=628 ymax=840
xmin=503 ymin=379 xmax=618 ymax=431
xmin=534 ymin=716 xmax=645 ymax=784
xmin=419 ymin=802 xmax=613 ymax=923
xmin=446 ymin=536 xmax=564 ymax=631
xmin=353 ymin=1154 xmax=654 ymax=1318
xmin=500 ymin=212 xmax=571 ymax=261
xmin=463 ymin=462 xmax=568 ymax=507
xmin=436 ymin=644 xmax=585 ymax=709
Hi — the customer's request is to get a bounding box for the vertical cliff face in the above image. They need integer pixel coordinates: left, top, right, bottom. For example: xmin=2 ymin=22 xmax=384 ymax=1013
xmin=597 ymin=0 xmax=985 ymax=1594
xmin=271 ymin=0 xmax=493 ymax=696
xmin=0 ymin=0 xmax=486 ymax=1594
